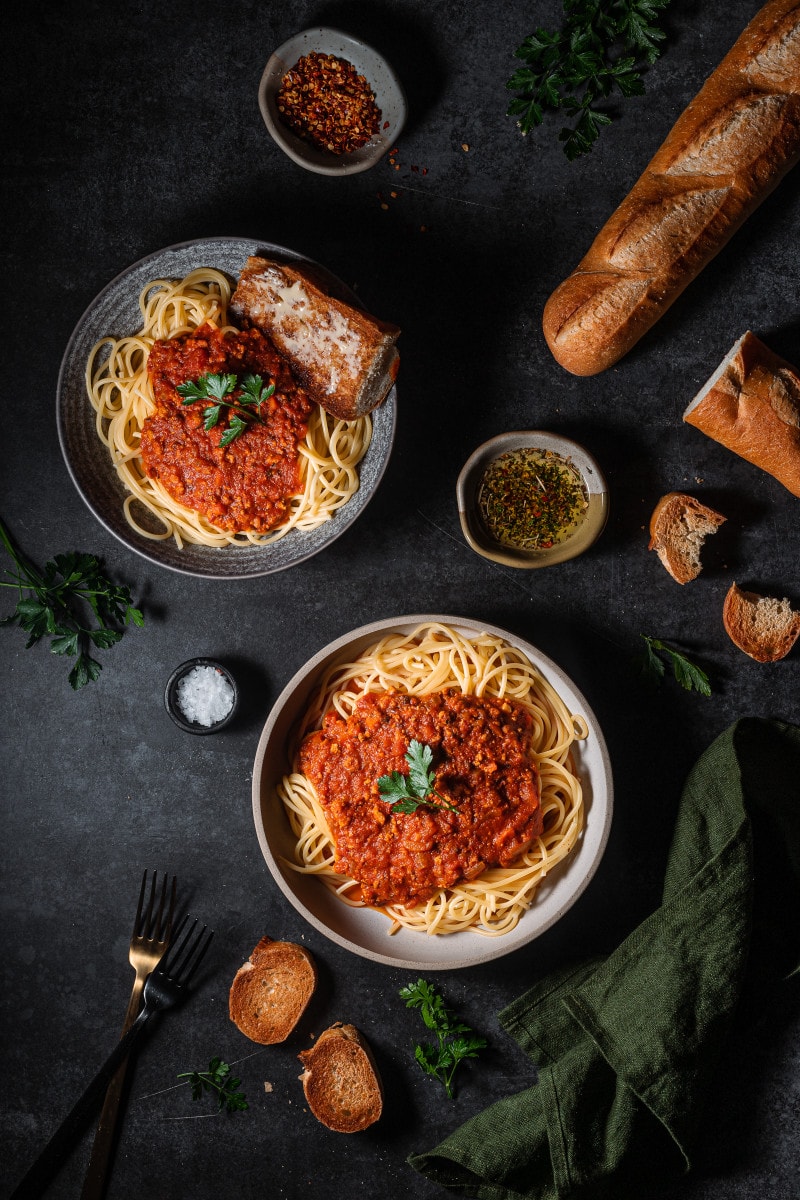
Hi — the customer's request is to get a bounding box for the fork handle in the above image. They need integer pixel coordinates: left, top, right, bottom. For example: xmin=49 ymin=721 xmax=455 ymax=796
xmin=79 ymin=973 xmax=147 ymax=1200
xmin=9 ymin=1007 xmax=154 ymax=1200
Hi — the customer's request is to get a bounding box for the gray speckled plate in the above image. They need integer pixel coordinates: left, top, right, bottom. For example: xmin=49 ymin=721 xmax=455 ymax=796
xmin=56 ymin=237 xmax=397 ymax=578
xmin=252 ymin=615 xmax=613 ymax=970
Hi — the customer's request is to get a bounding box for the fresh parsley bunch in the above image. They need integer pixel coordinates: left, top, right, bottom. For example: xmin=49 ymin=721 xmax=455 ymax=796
xmin=177 ymin=1057 xmax=249 ymax=1114
xmin=399 ymin=979 xmax=487 ymax=1099
xmin=378 ymin=740 xmax=458 ymax=814
xmin=507 ymin=0 xmax=673 ymax=159
xmin=638 ymin=635 xmax=711 ymax=695
xmin=0 ymin=518 xmax=144 ymax=690
xmin=177 ymin=372 xmax=275 ymax=447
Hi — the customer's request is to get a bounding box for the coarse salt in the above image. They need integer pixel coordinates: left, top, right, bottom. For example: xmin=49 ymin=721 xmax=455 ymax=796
xmin=175 ymin=665 xmax=235 ymax=727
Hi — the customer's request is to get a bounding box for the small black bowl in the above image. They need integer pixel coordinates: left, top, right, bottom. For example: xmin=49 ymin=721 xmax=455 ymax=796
xmin=164 ymin=658 xmax=239 ymax=734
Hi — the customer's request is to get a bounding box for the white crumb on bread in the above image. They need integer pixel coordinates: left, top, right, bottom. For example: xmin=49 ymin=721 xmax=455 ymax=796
xmin=229 ymin=936 xmax=317 ymax=1044
xmin=648 ymin=492 xmax=726 ymax=583
xmin=722 ymin=582 xmax=800 ymax=662
xmin=298 ymin=1023 xmax=383 ymax=1133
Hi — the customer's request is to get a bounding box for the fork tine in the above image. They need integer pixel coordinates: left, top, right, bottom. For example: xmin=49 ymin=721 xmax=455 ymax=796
xmin=142 ymin=871 xmax=157 ymax=937
xmin=132 ymin=870 xmax=148 ymax=938
xmin=160 ymin=918 xmax=214 ymax=985
xmin=153 ymin=873 xmax=176 ymax=942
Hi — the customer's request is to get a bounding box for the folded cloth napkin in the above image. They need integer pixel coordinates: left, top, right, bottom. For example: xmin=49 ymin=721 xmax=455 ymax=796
xmin=409 ymin=718 xmax=800 ymax=1199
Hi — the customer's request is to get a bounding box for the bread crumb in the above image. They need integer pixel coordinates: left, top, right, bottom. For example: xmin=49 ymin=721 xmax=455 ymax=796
xmin=264 ymin=1081 xmax=273 ymax=1093
xmin=461 ymin=143 xmax=470 ymax=151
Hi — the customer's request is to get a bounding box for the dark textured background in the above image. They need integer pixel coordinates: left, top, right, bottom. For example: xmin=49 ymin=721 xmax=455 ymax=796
xmin=2 ymin=1 xmax=798 ymax=1197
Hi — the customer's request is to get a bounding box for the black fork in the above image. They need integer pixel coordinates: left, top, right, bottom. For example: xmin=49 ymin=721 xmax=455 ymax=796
xmin=10 ymin=917 xmax=213 ymax=1200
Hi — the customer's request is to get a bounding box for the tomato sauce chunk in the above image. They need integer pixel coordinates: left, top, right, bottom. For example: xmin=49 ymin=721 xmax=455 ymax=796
xmin=140 ymin=324 xmax=313 ymax=532
xmin=298 ymin=691 xmax=542 ymax=907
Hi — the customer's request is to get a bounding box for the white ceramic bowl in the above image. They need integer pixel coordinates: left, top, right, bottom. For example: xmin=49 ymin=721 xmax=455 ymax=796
xmin=258 ymin=27 xmax=407 ymax=175
xmin=251 ymin=614 xmax=613 ymax=970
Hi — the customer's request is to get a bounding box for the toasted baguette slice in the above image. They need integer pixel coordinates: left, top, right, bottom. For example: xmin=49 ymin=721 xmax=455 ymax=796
xmin=723 ymin=582 xmax=800 ymax=661
xmin=648 ymin=492 xmax=727 ymax=583
xmin=231 ymin=256 xmax=400 ymax=420
xmin=683 ymin=331 xmax=800 ymax=497
xmin=229 ymin=936 xmax=317 ymax=1044
xmin=298 ymin=1023 xmax=383 ymax=1133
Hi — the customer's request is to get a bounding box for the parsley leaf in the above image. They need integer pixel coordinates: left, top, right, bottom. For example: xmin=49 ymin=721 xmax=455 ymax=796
xmin=378 ymin=740 xmax=458 ymax=814
xmin=176 ymin=372 xmax=274 ymax=445
xmin=0 ymin=518 xmax=144 ymax=690
xmin=638 ymin=635 xmax=711 ymax=696
xmin=507 ymin=0 xmax=673 ymax=158
xmin=399 ymin=979 xmax=487 ymax=1098
xmin=177 ymin=1057 xmax=249 ymax=1114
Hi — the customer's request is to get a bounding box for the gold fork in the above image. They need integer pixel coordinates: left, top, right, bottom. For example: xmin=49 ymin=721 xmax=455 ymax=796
xmin=80 ymin=870 xmax=177 ymax=1200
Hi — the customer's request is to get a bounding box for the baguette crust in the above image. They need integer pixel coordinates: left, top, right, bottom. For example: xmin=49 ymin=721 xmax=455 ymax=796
xmin=229 ymin=936 xmax=317 ymax=1044
xmin=648 ymin=492 xmax=727 ymax=583
xmin=298 ymin=1023 xmax=383 ymax=1133
xmin=723 ymin=581 xmax=800 ymax=660
xmin=543 ymin=0 xmax=800 ymax=376
xmin=231 ymin=256 xmax=400 ymax=420
xmin=683 ymin=331 xmax=800 ymax=496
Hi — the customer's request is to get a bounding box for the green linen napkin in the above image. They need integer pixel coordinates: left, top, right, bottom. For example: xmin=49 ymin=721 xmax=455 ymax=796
xmin=409 ymin=717 xmax=800 ymax=1199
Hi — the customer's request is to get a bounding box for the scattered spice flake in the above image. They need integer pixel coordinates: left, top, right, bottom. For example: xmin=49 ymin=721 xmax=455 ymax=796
xmin=461 ymin=142 xmax=470 ymax=151
xmin=381 ymin=202 xmax=389 ymax=210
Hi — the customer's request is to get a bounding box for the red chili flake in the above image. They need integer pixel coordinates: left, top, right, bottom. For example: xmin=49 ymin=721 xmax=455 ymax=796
xmin=276 ymin=52 xmax=381 ymax=154
xmin=383 ymin=121 xmax=389 ymax=129
xmin=421 ymin=167 xmax=428 ymax=175
xmin=411 ymin=164 xmax=419 ymax=173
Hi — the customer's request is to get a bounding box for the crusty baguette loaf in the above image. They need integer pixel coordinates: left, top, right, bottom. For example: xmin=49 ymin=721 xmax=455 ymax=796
xmin=231 ymin=256 xmax=400 ymax=420
xmin=723 ymin=581 xmax=800 ymax=660
xmin=683 ymin=330 xmax=800 ymax=497
xmin=542 ymin=0 xmax=800 ymax=376
xmin=229 ymin=936 xmax=317 ymax=1044
xmin=648 ymin=492 xmax=726 ymax=583
xmin=298 ymin=1023 xmax=383 ymax=1133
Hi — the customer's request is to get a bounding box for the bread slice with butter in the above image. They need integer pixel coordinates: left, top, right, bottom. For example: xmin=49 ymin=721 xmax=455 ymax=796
xmin=231 ymin=256 xmax=400 ymax=421
xmin=229 ymin=936 xmax=317 ymax=1044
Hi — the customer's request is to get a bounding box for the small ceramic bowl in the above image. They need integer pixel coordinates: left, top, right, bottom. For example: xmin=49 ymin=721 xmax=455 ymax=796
xmin=457 ymin=431 xmax=609 ymax=569
xmin=164 ymin=658 xmax=239 ymax=735
xmin=258 ymin=27 xmax=407 ymax=175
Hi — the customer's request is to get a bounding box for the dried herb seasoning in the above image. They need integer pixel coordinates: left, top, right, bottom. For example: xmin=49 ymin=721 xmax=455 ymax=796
xmin=477 ymin=447 xmax=589 ymax=550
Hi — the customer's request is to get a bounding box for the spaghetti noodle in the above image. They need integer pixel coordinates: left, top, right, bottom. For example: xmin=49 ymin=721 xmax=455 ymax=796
xmin=278 ymin=623 xmax=586 ymax=936
xmin=85 ymin=267 xmax=372 ymax=547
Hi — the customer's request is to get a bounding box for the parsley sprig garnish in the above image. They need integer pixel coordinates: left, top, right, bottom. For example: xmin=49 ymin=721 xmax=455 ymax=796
xmin=399 ymin=979 xmax=487 ymax=1099
xmin=0 ymin=517 xmax=144 ymax=690
xmin=177 ymin=1057 xmax=249 ymax=1114
xmin=378 ymin=740 xmax=458 ymax=814
xmin=638 ymin=635 xmax=711 ymax=696
xmin=177 ymin=372 xmax=276 ymax=447
xmin=506 ymin=0 xmax=672 ymax=159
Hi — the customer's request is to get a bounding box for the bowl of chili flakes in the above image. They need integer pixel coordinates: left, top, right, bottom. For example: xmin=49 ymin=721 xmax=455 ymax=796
xmin=259 ymin=27 xmax=407 ymax=175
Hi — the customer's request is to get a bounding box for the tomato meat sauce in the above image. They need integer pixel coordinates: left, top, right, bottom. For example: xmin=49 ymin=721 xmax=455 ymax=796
xmin=299 ymin=690 xmax=542 ymax=907
xmin=140 ymin=324 xmax=313 ymax=532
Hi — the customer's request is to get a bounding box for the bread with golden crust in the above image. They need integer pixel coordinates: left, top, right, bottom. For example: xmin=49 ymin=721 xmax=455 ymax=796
xmin=231 ymin=256 xmax=400 ymax=420
xmin=542 ymin=0 xmax=800 ymax=376
xmin=683 ymin=331 xmax=800 ymax=497
xmin=648 ymin=492 xmax=727 ymax=583
xmin=229 ymin=936 xmax=317 ymax=1044
xmin=723 ymin=582 xmax=800 ymax=661
xmin=298 ymin=1023 xmax=383 ymax=1132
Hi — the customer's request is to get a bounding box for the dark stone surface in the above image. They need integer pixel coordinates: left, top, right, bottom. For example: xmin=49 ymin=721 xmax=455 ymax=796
xmin=2 ymin=1 xmax=798 ymax=1198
